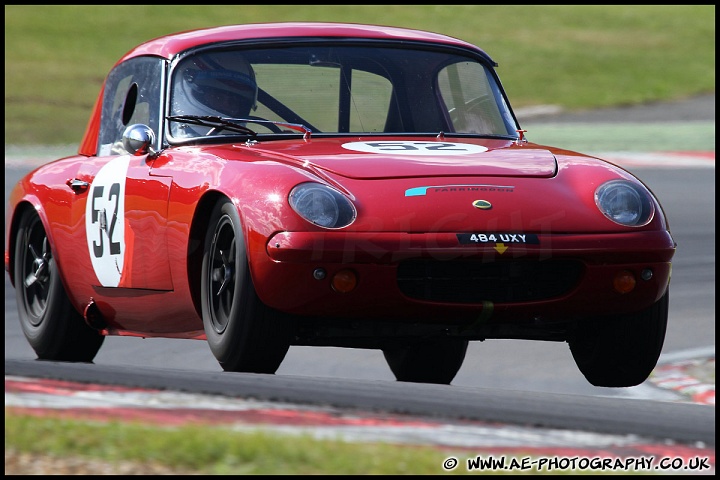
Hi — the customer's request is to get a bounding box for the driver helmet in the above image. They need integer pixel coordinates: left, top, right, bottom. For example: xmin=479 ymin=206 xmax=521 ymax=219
xmin=175 ymin=51 xmax=257 ymax=118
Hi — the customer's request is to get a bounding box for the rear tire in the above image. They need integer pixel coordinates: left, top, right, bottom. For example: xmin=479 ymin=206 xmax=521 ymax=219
xmin=569 ymin=289 xmax=669 ymax=387
xmin=201 ymin=198 xmax=292 ymax=373
xmin=13 ymin=210 xmax=105 ymax=362
xmin=383 ymin=338 xmax=468 ymax=384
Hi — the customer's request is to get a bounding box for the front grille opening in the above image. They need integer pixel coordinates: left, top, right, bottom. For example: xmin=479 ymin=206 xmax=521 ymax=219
xmin=397 ymin=258 xmax=583 ymax=303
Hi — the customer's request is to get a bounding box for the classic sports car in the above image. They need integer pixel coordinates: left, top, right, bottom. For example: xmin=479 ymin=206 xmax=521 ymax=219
xmin=6 ymin=22 xmax=675 ymax=387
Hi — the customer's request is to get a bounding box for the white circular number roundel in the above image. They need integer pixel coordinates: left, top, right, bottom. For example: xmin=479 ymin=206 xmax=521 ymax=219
xmin=342 ymin=141 xmax=488 ymax=156
xmin=85 ymin=156 xmax=130 ymax=287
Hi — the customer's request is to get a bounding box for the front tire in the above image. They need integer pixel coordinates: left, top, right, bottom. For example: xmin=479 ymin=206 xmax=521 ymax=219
xmin=383 ymin=338 xmax=468 ymax=384
xmin=13 ymin=210 xmax=105 ymax=361
xmin=201 ymin=198 xmax=292 ymax=373
xmin=569 ymin=289 xmax=669 ymax=387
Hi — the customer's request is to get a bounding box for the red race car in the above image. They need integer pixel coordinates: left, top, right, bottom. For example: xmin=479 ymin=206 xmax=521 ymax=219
xmin=5 ymin=22 xmax=675 ymax=386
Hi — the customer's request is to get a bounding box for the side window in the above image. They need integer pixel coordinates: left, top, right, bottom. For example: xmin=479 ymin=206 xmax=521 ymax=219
xmin=98 ymin=57 xmax=164 ymax=156
xmin=438 ymin=62 xmax=507 ymax=135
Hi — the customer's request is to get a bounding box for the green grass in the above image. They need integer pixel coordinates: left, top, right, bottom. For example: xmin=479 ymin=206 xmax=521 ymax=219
xmin=4 ymin=5 xmax=715 ymax=145
xmin=7 ymin=411 xmax=586 ymax=475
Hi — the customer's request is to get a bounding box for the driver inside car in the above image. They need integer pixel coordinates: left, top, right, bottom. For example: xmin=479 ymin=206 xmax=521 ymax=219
xmin=170 ymin=52 xmax=258 ymax=137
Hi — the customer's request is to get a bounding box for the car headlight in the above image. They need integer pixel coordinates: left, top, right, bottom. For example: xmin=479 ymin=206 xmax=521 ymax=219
xmin=595 ymin=180 xmax=654 ymax=226
xmin=289 ymin=183 xmax=357 ymax=229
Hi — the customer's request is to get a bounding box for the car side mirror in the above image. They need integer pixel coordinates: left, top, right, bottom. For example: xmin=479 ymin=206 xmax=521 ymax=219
xmin=122 ymin=124 xmax=158 ymax=157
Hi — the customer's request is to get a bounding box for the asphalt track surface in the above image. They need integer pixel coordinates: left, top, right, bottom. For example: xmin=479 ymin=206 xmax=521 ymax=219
xmin=5 ymin=94 xmax=716 ymax=473
xmin=517 ymin=93 xmax=715 ymax=124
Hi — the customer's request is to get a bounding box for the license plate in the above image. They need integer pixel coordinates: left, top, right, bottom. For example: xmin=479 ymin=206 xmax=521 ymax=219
xmin=457 ymin=233 xmax=539 ymax=244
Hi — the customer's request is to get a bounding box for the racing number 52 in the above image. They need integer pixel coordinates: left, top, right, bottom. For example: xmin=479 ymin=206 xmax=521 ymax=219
xmin=90 ymin=183 xmax=121 ymax=258
xmin=366 ymin=142 xmax=465 ymax=151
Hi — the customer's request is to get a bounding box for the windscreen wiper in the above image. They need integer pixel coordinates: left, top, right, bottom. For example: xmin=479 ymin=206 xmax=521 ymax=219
xmin=167 ymin=115 xmax=258 ymax=137
xmin=168 ymin=115 xmax=312 ymax=139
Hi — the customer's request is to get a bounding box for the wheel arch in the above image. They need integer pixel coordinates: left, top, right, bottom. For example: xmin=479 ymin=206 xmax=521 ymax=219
xmin=187 ymin=191 xmax=253 ymax=320
xmin=6 ymin=199 xmax=49 ymax=289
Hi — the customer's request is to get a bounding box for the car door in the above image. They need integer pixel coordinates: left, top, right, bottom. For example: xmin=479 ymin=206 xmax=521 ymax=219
xmin=72 ymin=154 xmax=173 ymax=291
xmin=69 ymin=55 xmax=174 ymax=292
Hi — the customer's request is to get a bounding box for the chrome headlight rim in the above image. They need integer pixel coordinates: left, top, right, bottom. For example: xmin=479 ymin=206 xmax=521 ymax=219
xmin=595 ymin=179 xmax=655 ymax=227
xmin=288 ymin=182 xmax=357 ymax=229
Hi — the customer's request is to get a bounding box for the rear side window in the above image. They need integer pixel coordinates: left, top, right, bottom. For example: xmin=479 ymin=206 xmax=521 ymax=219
xmin=98 ymin=56 xmax=164 ymax=156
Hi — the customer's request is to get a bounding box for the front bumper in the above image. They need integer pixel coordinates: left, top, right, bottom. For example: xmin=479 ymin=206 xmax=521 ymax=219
xmin=251 ymin=230 xmax=675 ymax=325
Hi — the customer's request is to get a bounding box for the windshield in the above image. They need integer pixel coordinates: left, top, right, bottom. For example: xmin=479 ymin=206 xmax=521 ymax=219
xmin=168 ymin=44 xmax=518 ymax=139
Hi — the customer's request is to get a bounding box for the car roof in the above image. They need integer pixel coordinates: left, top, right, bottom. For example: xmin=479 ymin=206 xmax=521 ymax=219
xmin=79 ymin=22 xmax=498 ymax=156
xmin=118 ymin=22 xmax=493 ymax=64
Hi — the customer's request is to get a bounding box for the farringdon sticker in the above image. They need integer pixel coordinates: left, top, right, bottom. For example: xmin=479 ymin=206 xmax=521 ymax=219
xmin=405 ymin=184 xmax=515 ymax=197
xmin=85 ymin=156 xmax=130 ymax=287
xmin=342 ymin=141 xmax=488 ymax=156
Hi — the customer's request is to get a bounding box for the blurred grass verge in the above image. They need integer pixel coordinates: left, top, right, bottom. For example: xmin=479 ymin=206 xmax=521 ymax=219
xmin=4 ymin=5 xmax=715 ymax=146
xmin=6 ymin=412 xmax=562 ymax=475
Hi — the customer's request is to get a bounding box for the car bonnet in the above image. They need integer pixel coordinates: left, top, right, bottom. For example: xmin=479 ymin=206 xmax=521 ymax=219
xmin=234 ymin=137 xmax=557 ymax=180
